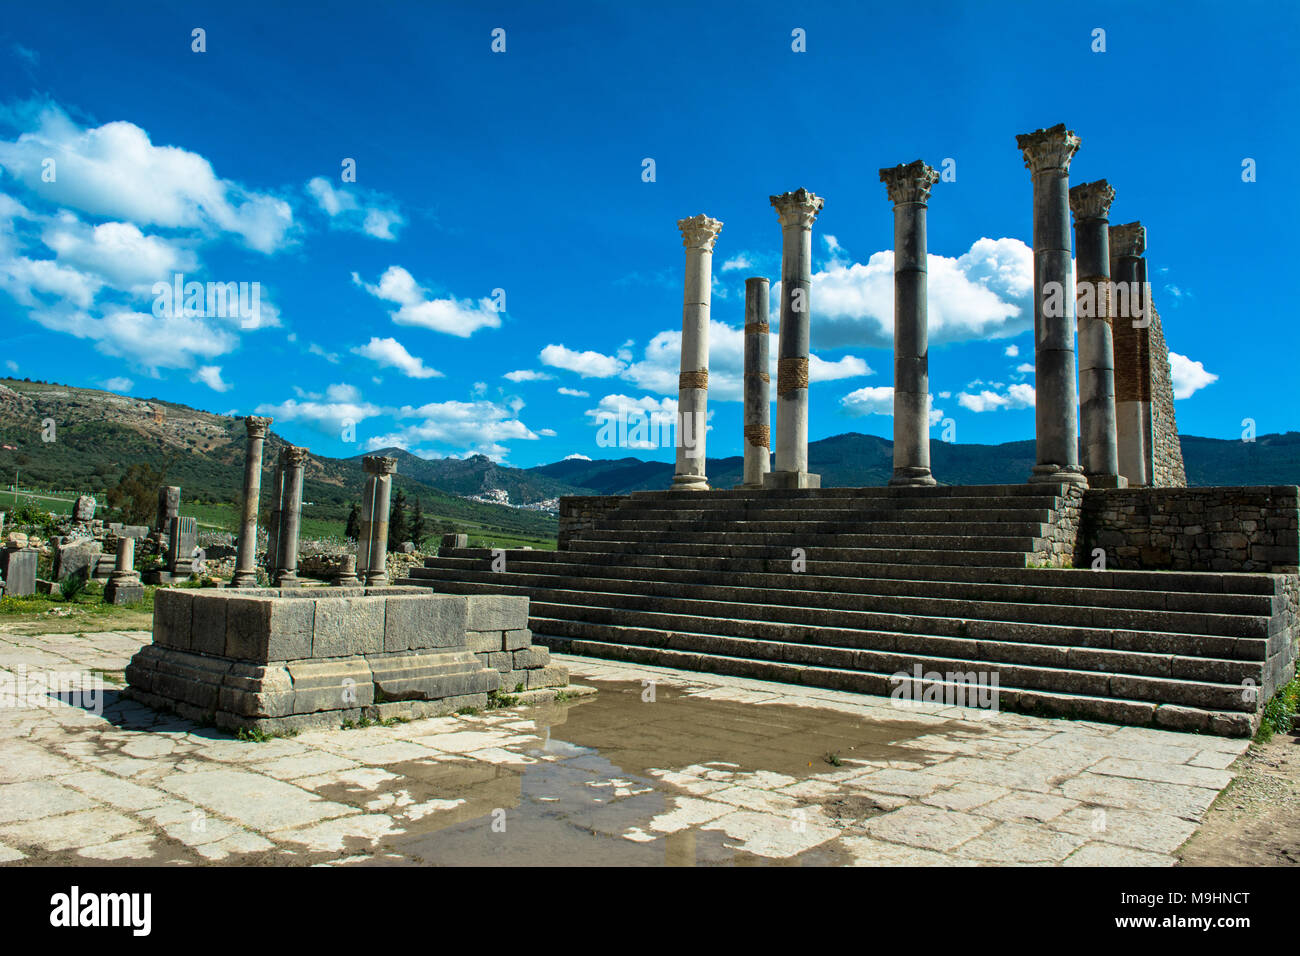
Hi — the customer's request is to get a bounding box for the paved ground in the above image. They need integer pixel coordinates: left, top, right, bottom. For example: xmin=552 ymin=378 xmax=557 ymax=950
xmin=0 ymin=629 xmax=1253 ymax=866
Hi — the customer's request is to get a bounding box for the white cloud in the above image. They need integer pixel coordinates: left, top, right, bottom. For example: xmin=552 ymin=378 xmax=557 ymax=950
xmin=538 ymin=428 xmax=557 ymax=437
xmin=192 ymin=365 xmax=231 ymax=392
xmin=720 ymin=254 xmax=753 ymax=272
xmin=101 ymin=376 xmax=132 ymax=392
xmin=1004 ymin=344 xmax=1019 ymax=357
xmin=356 ymin=266 xmax=502 ymax=337
xmin=41 ymin=216 xmax=197 ymax=290
xmin=0 ymin=103 xmax=294 ymax=253
xmin=810 ymin=237 xmax=1034 ymax=348
xmin=840 ymin=386 xmax=894 ymax=417
xmin=352 ymin=336 xmax=442 ymax=379
xmin=306 ymin=177 xmax=404 ymax=240
xmin=308 ymin=342 xmax=340 ymax=363
xmin=1015 ymin=363 xmax=1035 ymax=375
xmin=558 ymin=386 xmax=590 ymax=397
xmin=255 ymin=387 xmax=382 ymax=434
xmin=504 ymin=369 xmax=553 ymax=382
xmin=564 ymin=453 xmax=592 ymax=461
xmin=540 ymin=344 xmax=627 ymax=378
xmin=810 ymin=354 xmax=872 ymax=382
xmin=957 ymin=383 xmax=1035 ymax=412
xmin=1169 ymin=352 xmax=1218 ymax=399
xmin=370 ymin=399 xmax=539 ymax=459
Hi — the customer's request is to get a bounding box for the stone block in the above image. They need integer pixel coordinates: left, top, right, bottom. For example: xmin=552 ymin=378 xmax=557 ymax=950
xmin=485 ymin=651 xmax=513 ymax=672
xmin=0 ymin=548 xmax=36 ymax=596
xmin=189 ymin=592 xmax=229 ymax=656
xmin=311 ymin=597 xmax=385 ymax=658
xmin=465 ymin=594 xmax=529 ymax=631
xmin=441 ymin=533 xmax=469 ymax=550
xmin=465 ymin=630 xmax=505 ymax=654
xmin=53 ymin=539 xmax=100 ymax=581
xmin=370 ymin=649 xmax=498 ymax=701
xmin=104 ymin=581 xmax=144 ymax=605
xmin=513 ymin=646 xmax=550 ymax=669
xmin=153 ymin=588 xmax=194 ymax=651
xmin=525 ymin=664 xmax=569 ymax=690
xmin=225 ymin=596 xmax=315 ymax=662
xmin=383 ymin=594 xmax=468 ymax=652
xmin=219 ymin=663 xmax=296 ymax=718
xmin=503 ymin=628 xmax=532 ymax=651
xmin=286 ymin=658 xmax=374 ymax=713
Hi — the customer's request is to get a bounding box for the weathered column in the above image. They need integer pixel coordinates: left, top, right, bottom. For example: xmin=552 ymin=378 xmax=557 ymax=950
xmin=1110 ymin=221 xmax=1149 ymax=486
xmin=738 ymin=277 xmax=771 ymax=489
xmin=155 ymin=486 xmax=180 ymax=535
xmin=1069 ymin=180 xmax=1125 ymax=488
xmin=880 ymin=160 xmax=940 ymax=487
xmin=230 ymin=415 xmax=271 ymax=588
xmin=672 ymin=214 xmax=722 ymax=491
xmin=274 ymin=446 xmax=308 ymax=588
xmin=265 ymin=455 xmax=285 ymax=573
xmin=358 ymin=455 xmax=396 ymax=586
xmin=1017 ymin=124 xmax=1086 ymax=486
xmin=764 ymin=187 xmax=824 ymax=490
xmin=104 ymin=536 xmax=143 ymax=605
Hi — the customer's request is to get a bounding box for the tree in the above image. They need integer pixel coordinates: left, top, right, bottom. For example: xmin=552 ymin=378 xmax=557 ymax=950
xmin=410 ymin=497 xmax=426 ymax=549
xmin=105 ymin=462 xmax=165 ymax=526
xmin=389 ymin=488 xmax=409 ymax=546
xmin=344 ymin=501 xmax=360 ymax=541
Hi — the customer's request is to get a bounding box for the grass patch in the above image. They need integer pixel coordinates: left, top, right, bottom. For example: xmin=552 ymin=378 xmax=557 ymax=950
xmin=236 ymin=726 xmax=299 ymax=743
xmin=552 ymin=689 xmax=572 ymax=703
xmin=1255 ymin=676 xmax=1300 ymax=744
xmin=486 ymin=689 xmax=519 ymax=710
xmin=823 ymin=752 xmax=843 ymax=767
xmin=455 ymin=705 xmax=483 ymax=717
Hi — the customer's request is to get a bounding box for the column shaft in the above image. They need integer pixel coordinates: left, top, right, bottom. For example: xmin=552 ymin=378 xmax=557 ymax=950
xmin=266 ymin=458 xmax=285 ymax=574
xmin=1110 ymin=222 xmax=1149 ymax=486
xmin=672 ymin=215 xmax=722 ymax=491
xmin=230 ymin=416 xmax=272 ymax=587
xmin=764 ymin=188 xmax=824 ymax=490
xmin=739 ymin=277 xmax=771 ymax=488
xmin=275 ymin=448 xmax=307 ymax=587
xmin=360 ymin=456 xmax=397 ymax=586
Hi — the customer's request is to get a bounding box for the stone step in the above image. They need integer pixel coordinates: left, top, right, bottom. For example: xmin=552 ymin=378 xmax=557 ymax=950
xmin=563 ymin=539 xmax=1032 ymax=567
xmin=411 ymin=557 xmax=1276 ymax=615
xmin=433 ymin=547 xmax=1280 ymax=595
xmin=529 ymin=630 xmax=1252 ymax=736
xmin=600 ymin=505 xmax=1058 ymax=524
xmin=407 ymin=576 xmax=1269 ymax=658
xmin=590 ymin=518 xmax=1051 ymax=537
xmin=612 ymin=494 xmax=1068 ymax=514
xmin=624 ymin=482 xmax=1070 ymax=501
xmin=576 ymin=528 xmax=1045 ymax=551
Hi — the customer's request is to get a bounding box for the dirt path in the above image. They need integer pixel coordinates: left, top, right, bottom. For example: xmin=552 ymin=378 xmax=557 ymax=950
xmin=1178 ymin=729 xmax=1300 ymax=866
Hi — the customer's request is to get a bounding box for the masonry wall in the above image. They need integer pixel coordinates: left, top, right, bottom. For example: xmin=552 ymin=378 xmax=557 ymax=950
xmin=558 ymin=495 xmax=628 ymax=550
xmin=1081 ymin=486 xmax=1300 ymax=572
xmin=1147 ymin=306 xmax=1187 ymax=487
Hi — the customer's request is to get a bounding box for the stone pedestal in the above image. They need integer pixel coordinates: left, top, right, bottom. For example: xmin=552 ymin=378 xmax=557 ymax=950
xmin=274 ymin=447 xmax=308 ymax=588
xmin=1070 ymin=180 xmax=1125 ymax=489
xmin=442 ymin=533 xmax=469 ymax=551
xmin=333 ymin=554 xmax=361 ymax=587
xmin=764 ymin=188 xmax=824 ymax=490
xmin=167 ymin=516 xmax=198 ymax=576
xmin=880 ymin=160 xmax=940 ymax=487
xmin=231 ymin=416 xmax=272 ymax=588
xmin=738 ymin=277 xmax=771 ymax=489
xmin=1017 ymin=124 xmax=1087 ymax=487
xmin=358 ymin=456 xmax=397 ymax=586
xmin=104 ymin=536 xmax=144 ymax=605
xmin=0 ymin=547 xmax=36 ymax=596
xmin=1110 ymin=222 xmax=1149 ymax=488
xmin=672 ymin=214 xmax=722 ymax=491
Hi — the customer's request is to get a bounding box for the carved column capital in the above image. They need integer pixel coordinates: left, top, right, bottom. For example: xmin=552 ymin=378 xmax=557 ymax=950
xmin=1069 ymin=179 xmax=1116 ymax=221
xmin=677 ymin=214 xmax=723 ymax=252
xmin=879 ymin=160 xmax=939 ymax=205
xmin=362 ymin=454 xmax=398 ymax=476
xmin=1109 ymin=221 xmax=1146 ymax=257
xmin=1016 ymin=123 xmax=1081 ymax=173
xmin=243 ymin=415 xmax=272 ymax=439
xmin=283 ymin=446 xmax=310 ymax=467
xmin=770 ymin=188 xmax=825 ymax=229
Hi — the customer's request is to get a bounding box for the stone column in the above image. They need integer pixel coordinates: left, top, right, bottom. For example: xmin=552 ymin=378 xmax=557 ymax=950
xmin=764 ymin=187 xmax=824 ymax=490
xmin=1017 ymin=124 xmax=1087 ymax=486
xmin=358 ymin=455 xmax=397 ymax=586
xmin=230 ymin=415 xmax=272 ymax=588
xmin=104 ymin=536 xmax=143 ymax=605
xmin=738 ymin=277 xmax=771 ymax=488
xmin=274 ymin=446 xmax=308 ymax=588
xmin=1069 ymin=180 xmax=1125 ymax=488
xmin=672 ymin=214 xmax=722 ymax=491
xmin=265 ymin=456 xmax=285 ymax=574
xmin=880 ymin=160 xmax=940 ymax=487
xmin=1110 ymin=221 xmax=1149 ymax=486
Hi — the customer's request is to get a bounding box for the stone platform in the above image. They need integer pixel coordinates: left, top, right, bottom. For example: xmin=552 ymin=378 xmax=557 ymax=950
xmin=405 ymin=484 xmax=1300 ymax=737
xmin=125 ymin=586 xmax=569 ymax=733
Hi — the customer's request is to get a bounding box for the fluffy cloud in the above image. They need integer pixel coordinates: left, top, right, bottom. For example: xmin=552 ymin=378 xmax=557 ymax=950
xmin=504 ymin=369 xmax=553 ymax=382
xmin=306 ymin=177 xmax=404 ymax=240
xmin=840 ymin=386 xmax=894 ymax=417
xmin=557 ymin=386 xmax=590 ymax=397
xmin=540 ymin=344 xmax=627 ymax=378
xmin=255 ymin=384 xmax=382 ymax=434
xmin=355 ymin=266 xmax=501 ymax=337
xmin=1169 ymin=352 xmax=1218 ymax=399
xmin=368 ymin=399 xmax=540 ymax=461
xmin=101 ymin=376 xmax=132 ymax=392
xmin=810 ymin=237 xmax=1034 ymax=349
xmin=351 ymin=336 xmax=441 ymax=379
xmin=0 ymin=103 xmax=294 ymax=253
xmin=192 ymin=365 xmax=231 ymax=392
xmin=957 ymin=383 xmax=1035 ymax=412
xmin=41 ymin=216 xmax=197 ymax=290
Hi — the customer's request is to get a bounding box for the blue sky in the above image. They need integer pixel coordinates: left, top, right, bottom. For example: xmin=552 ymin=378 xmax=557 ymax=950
xmin=1 ymin=0 xmax=1296 ymax=469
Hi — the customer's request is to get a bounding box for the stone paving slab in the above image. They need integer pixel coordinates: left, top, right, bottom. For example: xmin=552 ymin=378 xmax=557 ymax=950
xmin=0 ymin=629 xmax=1252 ymax=866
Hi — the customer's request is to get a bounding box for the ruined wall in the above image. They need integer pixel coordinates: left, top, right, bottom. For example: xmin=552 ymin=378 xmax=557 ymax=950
xmin=558 ymin=495 xmax=628 ymax=550
xmin=1147 ymin=305 xmax=1187 ymax=487
xmin=1081 ymin=486 xmax=1300 ymax=572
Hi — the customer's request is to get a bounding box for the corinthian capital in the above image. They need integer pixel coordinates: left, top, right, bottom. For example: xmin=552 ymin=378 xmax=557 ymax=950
xmin=879 ymin=160 xmax=940 ymax=205
xmin=1069 ymin=179 xmax=1115 ymax=221
xmin=244 ymin=415 xmax=272 ymax=439
xmin=1016 ymin=123 xmax=1081 ymax=173
xmin=1109 ymin=221 xmax=1146 ymax=258
xmin=770 ymin=188 xmax=825 ymax=229
xmin=363 ymin=454 xmax=398 ymax=476
xmin=677 ymin=214 xmax=723 ymax=252
xmin=283 ymin=445 xmax=310 ymax=467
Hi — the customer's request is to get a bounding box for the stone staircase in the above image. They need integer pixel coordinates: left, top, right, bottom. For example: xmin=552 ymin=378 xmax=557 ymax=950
xmin=398 ymin=484 xmax=1292 ymax=736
